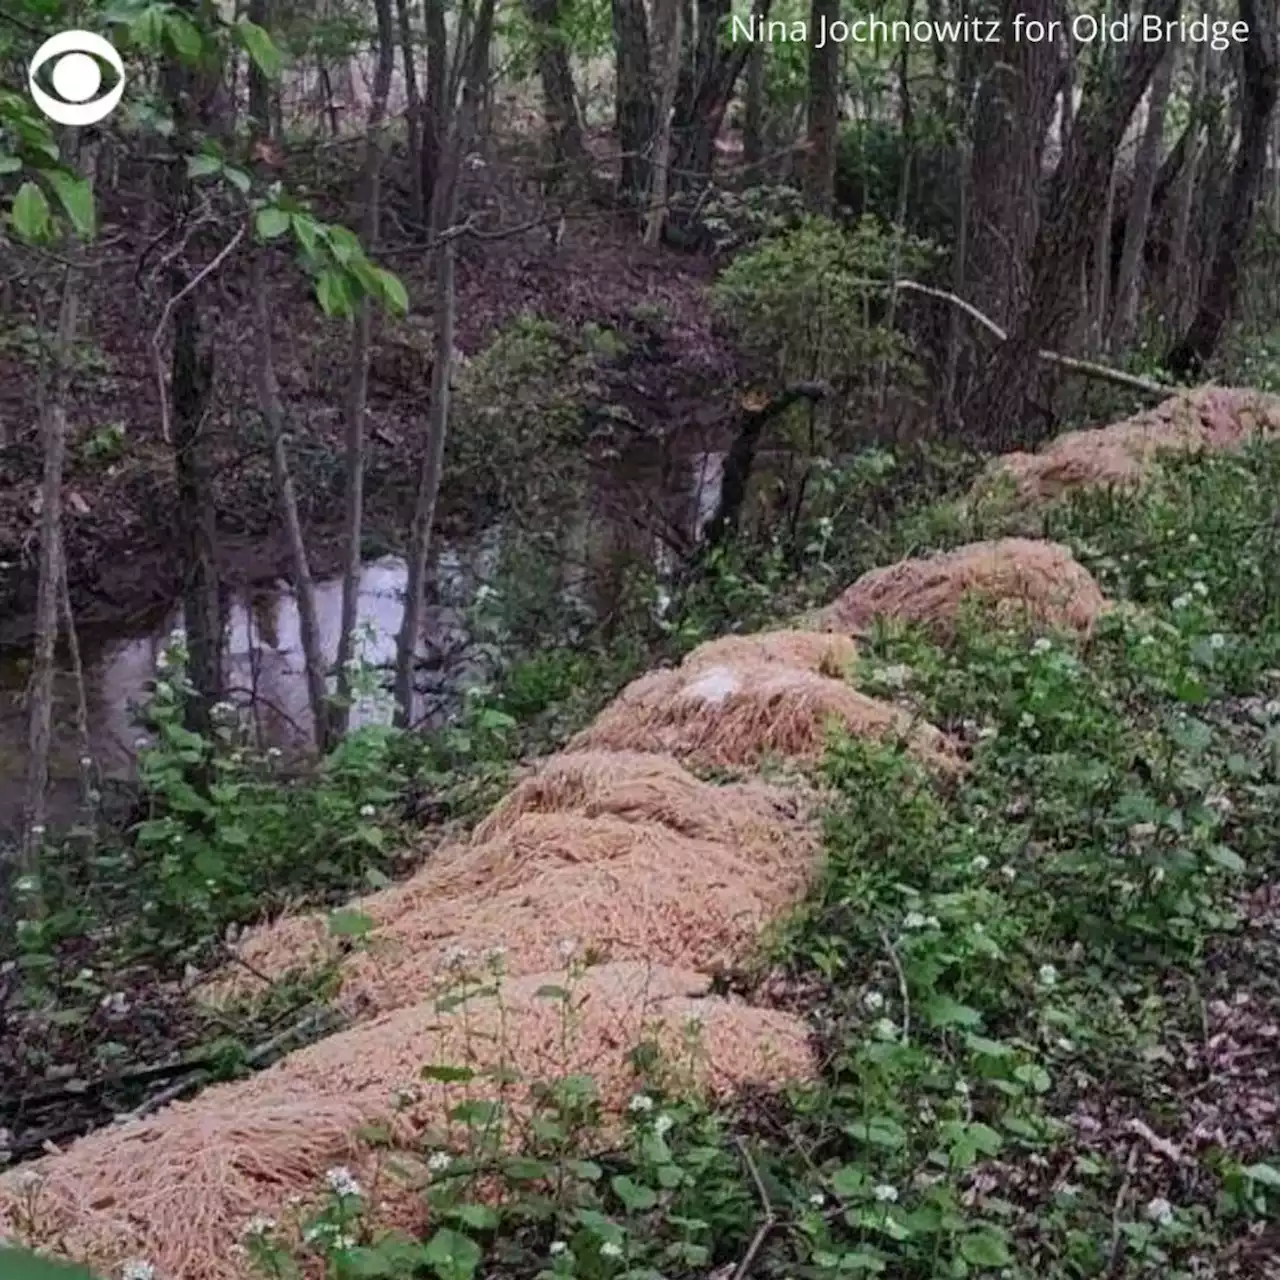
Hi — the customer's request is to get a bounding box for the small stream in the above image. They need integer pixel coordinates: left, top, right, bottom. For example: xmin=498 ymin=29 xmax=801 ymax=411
xmin=0 ymin=449 xmax=729 ymax=837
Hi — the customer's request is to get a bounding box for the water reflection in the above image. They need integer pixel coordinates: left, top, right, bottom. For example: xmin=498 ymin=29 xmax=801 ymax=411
xmin=0 ymin=448 xmax=725 ymax=835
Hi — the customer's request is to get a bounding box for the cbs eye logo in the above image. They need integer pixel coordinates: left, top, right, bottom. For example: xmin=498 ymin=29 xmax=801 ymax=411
xmin=28 ymin=30 xmax=127 ymax=126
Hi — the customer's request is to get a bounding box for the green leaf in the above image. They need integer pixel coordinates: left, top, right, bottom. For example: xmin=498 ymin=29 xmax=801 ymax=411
xmin=1243 ymin=1162 xmax=1280 ymax=1188
xmin=238 ymin=19 xmax=282 ymax=78
xmin=447 ymin=1203 xmax=499 ymax=1231
xmin=0 ymin=1247 xmax=98 ymax=1279
xmin=420 ymin=1063 xmax=475 ymax=1083
xmin=845 ymin=1116 xmax=906 ymax=1150
xmin=256 ymin=206 xmax=291 ymax=240
xmin=375 ymin=267 xmax=409 ymax=314
xmin=958 ymin=1228 xmax=1011 ymax=1266
xmin=326 ymin=224 xmax=361 ymax=264
xmin=164 ymin=12 xmax=203 ymax=59
xmin=0 ymin=154 xmax=23 ymax=174
xmin=923 ymin=995 xmax=983 ymax=1029
xmin=423 ymin=1227 xmax=481 ymax=1280
xmin=187 ymin=153 xmax=223 ymax=179
xmin=316 ymin=268 xmax=350 ymax=317
xmin=1208 ymin=845 xmax=1246 ymax=874
xmin=10 ymin=181 xmax=51 ymax=243
xmin=223 ymin=166 xmax=252 ymax=194
xmin=611 ymin=1174 xmax=658 ymax=1213
xmin=328 ymin=909 xmax=374 ymax=938
xmin=291 ymin=213 xmax=321 ymax=256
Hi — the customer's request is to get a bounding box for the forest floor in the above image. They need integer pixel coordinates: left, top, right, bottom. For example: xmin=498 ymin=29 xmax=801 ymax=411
xmin=0 ymin=141 xmax=739 ymax=647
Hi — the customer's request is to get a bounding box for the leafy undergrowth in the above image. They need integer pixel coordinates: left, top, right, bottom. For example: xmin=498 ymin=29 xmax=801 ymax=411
xmin=7 ymin=443 xmax=1280 ymax=1279
xmin=212 ymin=443 xmax=1280 ymax=1280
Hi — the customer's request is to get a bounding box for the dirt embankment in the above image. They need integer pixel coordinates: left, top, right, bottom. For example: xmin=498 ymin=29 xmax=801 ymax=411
xmin=0 ymin=172 xmax=737 ymax=649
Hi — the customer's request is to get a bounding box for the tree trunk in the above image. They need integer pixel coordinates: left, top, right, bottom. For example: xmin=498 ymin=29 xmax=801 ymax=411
xmin=803 ymin=0 xmax=840 ymax=214
xmin=250 ymin=256 xmax=331 ymax=750
xmin=968 ymin=0 xmax=1180 ymax=449
xmin=644 ymin=0 xmax=682 ymax=243
xmin=668 ymin=0 xmax=769 ymax=195
xmin=964 ymin=0 xmax=1065 ymax=328
xmin=20 ymin=219 xmax=89 ymax=870
xmin=1110 ymin=45 xmax=1177 ymax=350
xmin=1167 ymin=0 xmax=1280 ymax=377
xmin=395 ymin=0 xmax=496 ymax=727
xmin=331 ymin=0 xmax=395 ymax=743
xmin=397 ymin=0 xmax=426 ymax=226
xmin=526 ymin=0 xmax=589 ymax=183
xmin=743 ymin=43 xmax=764 ymax=172
xmin=612 ymin=0 xmax=654 ymax=203
xmin=421 ymin=0 xmax=447 ymax=209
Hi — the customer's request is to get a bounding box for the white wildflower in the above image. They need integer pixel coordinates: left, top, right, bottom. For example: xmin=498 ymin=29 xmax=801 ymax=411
xmin=79 ymin=756 xmax=93 ymax=768
xmin=954 ymin=1079 xmax=970 ymax=1095
xmin=242 ymin=1216 xmax=276 ymax=1238
xmin=1188 ymin=534 xmax=1199 ymax=545
xmin=1129 ymin=822 xmax=1157 ymax=841
xmin=1038 ymin=964 xmax=1058 ymax=987
xmin=549 ymin=1241 xmax=568 ymax=1256
xmin=168 ymin=628 xmax=186 ymax=644
xmin=121 ymin=1262 xmax=155 ymax=1280
xmin=334 ymin=1235 xmax=358 ymax=1251
xmin=872 ymin=1017 xmax=898 ymax=1040
xmin=1171 ymin=594 xmax=1191 ymax=610
xmin=427 ymin=1151 xmax=452 ymax=1173
xmin=1032 ymin=637 xmax=1053 ymax=654
xmin=654 ymin=1113 xmax=674 ymax=1136
xmin=872 ymin=1184 xmax=899 ymax=1203
xmin=599 ymin=1241 xmax=623 ymax=1259
xmin=77 ymin=968 xmax=94 ymax=981
xmin=267 ymin=747 xmax=282 ymax=759
xmin=359 ymin=804 xmax=376 ymax=818
xmin=1192 ymin=580 xmax=1209 ymax=597
xmin=923 ymin=915 xmax=941 ymax=930
xmin=442 ymin=945 xmax=471 ymax=969
xmin=862 ymin=990 xmax=885 ymax=1012
xmin=903 ymin=911 xmax=927 ymax=930
xmin=970 ymin=855 xmax=990 ymax=872
xmin=809 ymin=1192 xmax=826 ymax=1207
xmin=1138 ymin=635 xmax=1156 ymax=647
xmin=1019 ymin=712 xmax=1036 ymax=729
xmin=628 ymin=1093 xmax=654 ymax=1113
xmin=1000 ymin=864 xmax=1017 ymax=881
xmin=1209 ymin=633 xmax=1226 ymax=650
xmin=324 ymin=1166 xmax=361 ymax=1198
xmin=556 ymin=938 xmax=578 ymax=961
xmin=1145 ymin=1196 xmax=1174 ymax=1226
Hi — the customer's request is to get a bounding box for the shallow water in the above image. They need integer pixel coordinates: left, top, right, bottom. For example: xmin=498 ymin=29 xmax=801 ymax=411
xmin=0 ymin=448 xmax=728 ymax=836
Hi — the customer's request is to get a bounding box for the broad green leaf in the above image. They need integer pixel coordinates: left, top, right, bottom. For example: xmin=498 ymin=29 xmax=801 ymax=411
xmin=256 ymin=206 xmax=291 ymax=240
xmin=420 ymin=1064 xmax=475 ymax=1082
xmin=187 ymin=153 xmax=223 ymax=179
xmin=223 ymin=166 xmax=251 ymax=194
xmin=1208 ymin=845 xmax=1246 ymax=873
xmin=423 ymin=1227 xmax=481 ymax=1280
xmin=238 ymin=19 xmax=282 ymax=78
xmin=447 ymin=1203 xmax=499 ymax=1231
xmin=958 ymin=1228 xmax=1011 ymax=1266
xmin=291 ymin=213 xmax=321 ymax=256
xmin=316 ymin=269 xmax=350 ymax=317
xmin=328 ymin=909 xmax=373 ymax=937
xmin=11 ymin=180 xmax=51 ymax=242
xmin=0 ymin=1247 xmax=98 ymax=1279
xmin=923 ymin=995 xmax=983 ymax=1029
xmin=376 ymin=267 xmax=409 ymax=314
xmin=611 ymin=1174 xmax=658 ymax=1213
xmin=165 ymin=12 xmax=203 ymax=59
xmin=0 ymin=154 xmax=22 ymax=174
xmin=1243 ymin=1162 xmax=1280 ymax=1188
xmin=326 ymin=224 xmax=361 ymax=264
xmin=46 ymin=168 xmax=96 ymax=239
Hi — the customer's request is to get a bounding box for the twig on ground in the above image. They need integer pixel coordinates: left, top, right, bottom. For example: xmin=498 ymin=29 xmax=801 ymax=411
xmin=733 ymin=1136 xmax=777 ymax=1280
xmin=1125 ymin=1117 xmax=1187 ymax=1164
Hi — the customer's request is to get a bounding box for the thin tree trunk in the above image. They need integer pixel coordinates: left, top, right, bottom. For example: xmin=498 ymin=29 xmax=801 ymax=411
xmin=644 ymin=0 xmax=681 ymax=244
xmin=422 ymin=0 xmax=447 ymax=208
xmin=1092 ymin=152 xmax=1116 ymax=353
xmin=803 ymin=0 xmax=840 ymax=214
xmin=58 ymin=543 xmax=97 ymax=811
xmin=397 ymin=0 xmax=425 ymax=226
xmin=331 ymin=0 xmax=395 ymax=743
xmin=612 ymin=0 xmax=654 ymax=203
xmin=1110 ymin=45 xmax=1177 ymax=350
xmin=395 ymin=0 xmax=496 ymax=727
xmin=1168 ymin=0 xmax=1280 ymax=377
xmin=743 ymin=43 xmax=764 ymax=173
xmin=250 ymin=256 xmax=330 ymax=750
xmin=526 ymin=0 xmax=589 ymax=183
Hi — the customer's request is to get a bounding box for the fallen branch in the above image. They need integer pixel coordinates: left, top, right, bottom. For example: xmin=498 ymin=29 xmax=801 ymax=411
xmin=732 ymin=1136 xmax=776 ymax=1280
xmin=879 ymin=925 xmax=911 ymax=1046
xmin=859 ymin=278 xmax=1175 ymax=399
